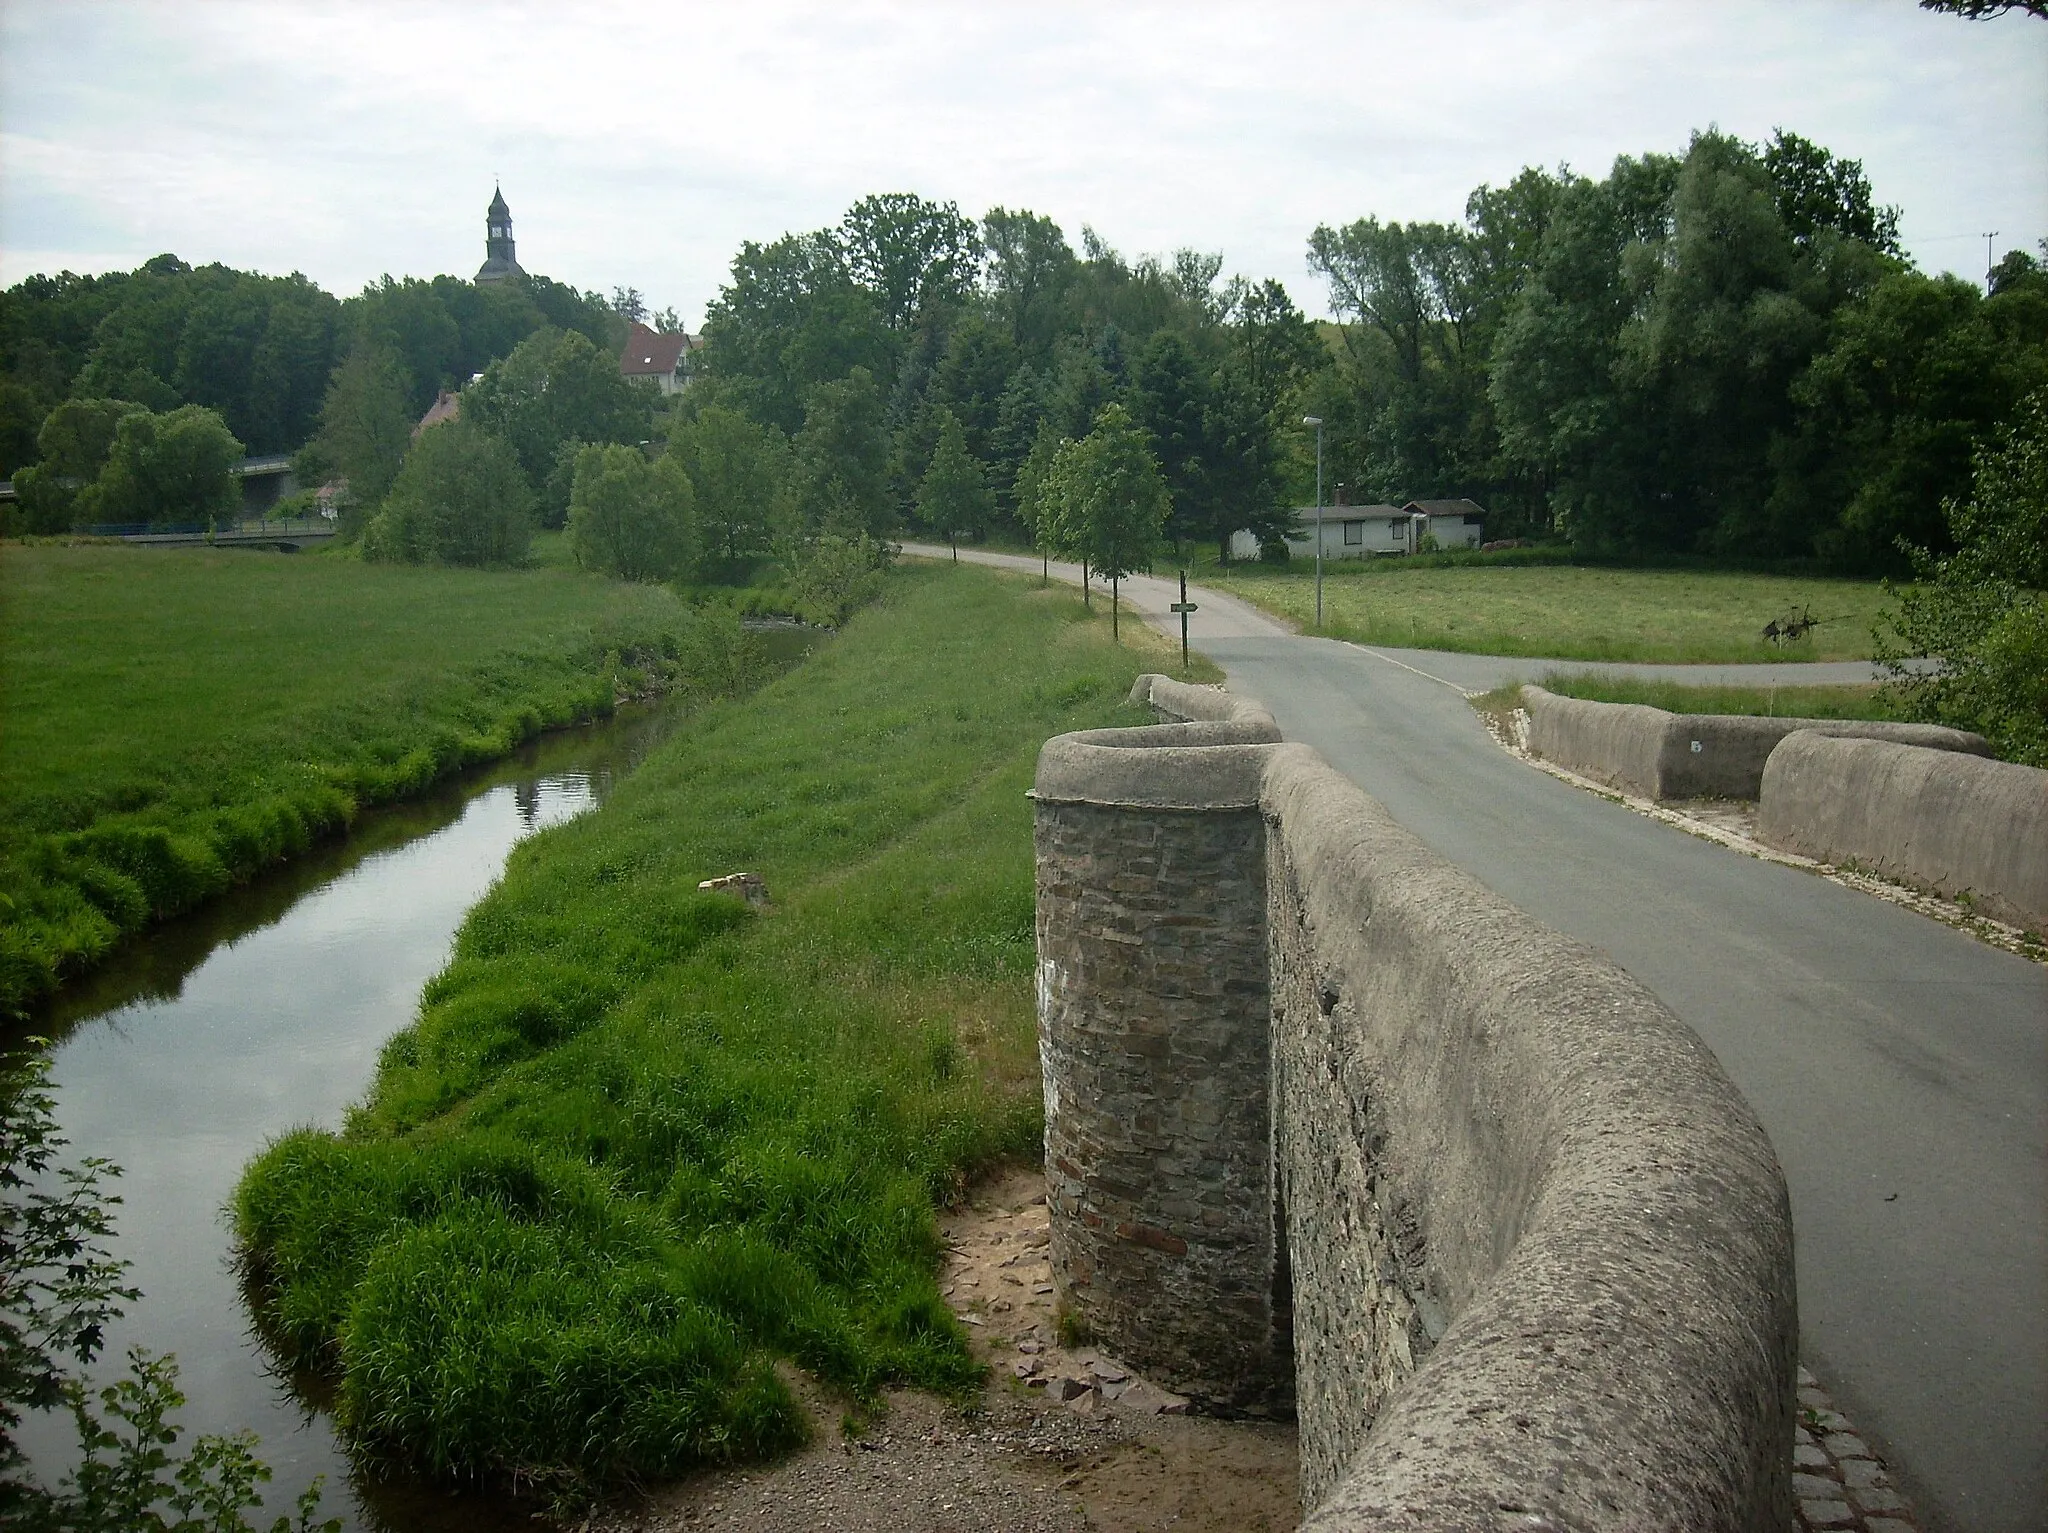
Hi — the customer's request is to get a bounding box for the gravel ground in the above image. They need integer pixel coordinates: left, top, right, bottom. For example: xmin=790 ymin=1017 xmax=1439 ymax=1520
xmin=592 ymin=1167 xmax=1301 ymax=1533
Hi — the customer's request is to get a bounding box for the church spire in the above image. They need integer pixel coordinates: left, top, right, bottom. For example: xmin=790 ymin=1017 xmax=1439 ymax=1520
xmin=476 ymin=185 xmax=524 ymax=286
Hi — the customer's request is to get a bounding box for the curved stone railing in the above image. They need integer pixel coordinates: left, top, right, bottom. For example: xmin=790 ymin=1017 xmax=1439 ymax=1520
xmin=1522 ymin=684 xmax=1989 ymax=800
xmin=1035 ymin=677 xmax=1796 ymax=1530
xmin=1760 ymin=733 xmax=2048 ymax=933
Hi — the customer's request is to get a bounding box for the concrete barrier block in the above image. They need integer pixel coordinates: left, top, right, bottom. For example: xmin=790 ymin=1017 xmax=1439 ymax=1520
xmin=1524 ymin=686 xmax=1990 ymax=800
xmin=1759 ymin=733 xmax=2048 ymax=933
xmin=1523 ymin=686 xmax=1666 ymax=797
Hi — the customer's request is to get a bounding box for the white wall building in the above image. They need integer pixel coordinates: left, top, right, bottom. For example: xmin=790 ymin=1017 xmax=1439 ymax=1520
xmin=1230 ymin=499 xmax=1486 ymax=561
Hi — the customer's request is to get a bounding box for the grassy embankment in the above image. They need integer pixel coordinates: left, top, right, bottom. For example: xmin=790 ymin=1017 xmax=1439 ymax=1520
xmin=1200 ymin=558 xmax=1894 ymax=663
xmin=1532 ymin=672 xmax=1896 ymax=720
xmin=233 ymin=564 xmax=1207 ymax=1502
xmin=0 ymin=544 xmax=759 ymax=1014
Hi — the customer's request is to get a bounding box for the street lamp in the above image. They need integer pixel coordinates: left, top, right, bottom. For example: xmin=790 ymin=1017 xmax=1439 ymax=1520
xmin=1302 ymin=416 xmax=1324 ymax=629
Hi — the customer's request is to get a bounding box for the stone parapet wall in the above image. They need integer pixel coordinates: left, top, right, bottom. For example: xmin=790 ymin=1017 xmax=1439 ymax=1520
xmin=1035 ymin=675 xmax=1798 ymax=1530
xmin=1265 ymin=744 xmax=1796 ymax=1529
xmin=1522 ymin=685 xmax=1989 ymax=800
xmin=1759 ymin=732 xmax=2048 ymax=933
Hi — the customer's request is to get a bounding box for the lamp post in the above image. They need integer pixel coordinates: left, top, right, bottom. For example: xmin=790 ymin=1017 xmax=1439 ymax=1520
xmin=1302 ymin=416 xmax=1324 ymax=629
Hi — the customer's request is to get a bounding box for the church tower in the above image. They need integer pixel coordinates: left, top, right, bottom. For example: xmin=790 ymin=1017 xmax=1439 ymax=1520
xmin=475 ymin=185 xmax=525 ymax=285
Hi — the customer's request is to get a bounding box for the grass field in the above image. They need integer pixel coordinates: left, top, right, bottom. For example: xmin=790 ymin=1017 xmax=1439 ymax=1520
xmin=1534 ymin=671 xmax=1898 ymax=720
xmin=0 ymin=543 xmax=759 ymax=1013
xmin=232 ymin=564 xmax=1194 ymax=1501
xmin=1199 ymin=559 xmax=1896 ymax=663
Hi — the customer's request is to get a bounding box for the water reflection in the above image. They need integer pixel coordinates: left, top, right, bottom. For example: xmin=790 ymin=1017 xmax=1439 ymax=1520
xmin=8 ymin=704 xmax=688 ymax=1533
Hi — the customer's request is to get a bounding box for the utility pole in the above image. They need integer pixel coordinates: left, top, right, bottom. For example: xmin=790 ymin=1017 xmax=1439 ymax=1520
xmin=1985 ymin=231 xmax=1999 ymax=289
xmin=1303 ymin=416 xmax=1324 ymax=630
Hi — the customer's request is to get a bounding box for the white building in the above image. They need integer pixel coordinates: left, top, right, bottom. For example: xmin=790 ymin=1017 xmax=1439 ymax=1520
xmin=619 ymin=322 xmax=702 ymax=396
xmin=1230 ymin=499 xmax=1486 ymax=561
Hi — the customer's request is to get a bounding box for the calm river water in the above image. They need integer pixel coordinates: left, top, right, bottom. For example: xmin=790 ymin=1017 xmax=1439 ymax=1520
xmin=8 ymin=700 xmax=699 ymax=1532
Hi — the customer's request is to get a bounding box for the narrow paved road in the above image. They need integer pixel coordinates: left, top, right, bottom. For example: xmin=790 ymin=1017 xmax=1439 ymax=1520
xmin=906 ymin=545 xmax=2048 ymax=1533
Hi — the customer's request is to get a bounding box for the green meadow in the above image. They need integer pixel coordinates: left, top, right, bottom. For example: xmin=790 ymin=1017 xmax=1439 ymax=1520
xmin=232 ymin=564 xmax=1198 ymax=1500
xmin=1201 ymin=558 xmax=1896 ymax=663
xmin=0 ymin=543 xmax=756 ymax=1014
xmin=1533 ymin=671 xmax=1897 ymax=720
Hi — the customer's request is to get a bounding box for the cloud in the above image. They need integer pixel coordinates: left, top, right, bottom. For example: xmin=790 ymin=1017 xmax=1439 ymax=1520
xmin=2 ymin=0 xmax=2043 ymax=316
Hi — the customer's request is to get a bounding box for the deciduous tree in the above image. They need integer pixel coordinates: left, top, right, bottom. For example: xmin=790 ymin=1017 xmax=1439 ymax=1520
xmin=1053 ymin=404 xmax=1169 ymax=638
xmin=669 ymin=404 xmax=791 ymax=567
xmin=568 ymin=443 xmax=695 ymax=582
xmin=365 ymin=419 xmax=533 ymax=567
xmin=793 ymin=367 xmax=891 ymax=538
xmin=81 ymin=405 xmax=243 ymax=529
xmin=915 ymin=407 xmax=991 ymax=558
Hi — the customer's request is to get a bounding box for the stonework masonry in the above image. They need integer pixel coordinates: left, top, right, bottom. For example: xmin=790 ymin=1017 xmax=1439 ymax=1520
xmin=1034 ymin=678 xmax=1291 ymax=1413
xmin=1034 ymin=675 xmax=1798 ymax=1531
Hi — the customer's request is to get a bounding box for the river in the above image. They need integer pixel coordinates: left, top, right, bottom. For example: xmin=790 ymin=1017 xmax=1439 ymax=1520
xmin=7 ymin=691 xmax=733 ymax=1531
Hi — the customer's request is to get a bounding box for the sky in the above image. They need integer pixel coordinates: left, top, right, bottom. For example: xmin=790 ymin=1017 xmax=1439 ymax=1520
xmin=2 ymin=0 xmax=2044 ymax=323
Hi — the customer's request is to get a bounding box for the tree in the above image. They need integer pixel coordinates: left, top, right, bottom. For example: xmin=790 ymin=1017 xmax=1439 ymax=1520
xmin=1878 ymin=388 xmax=2048 ymax=765
xmin=839 ymin=194 xmax=982 ymax=331
xmin=698 ymin=232 xmax=895 ymax=433
xmin=1 ymin=1048 xmax=338 ymax=1533
xmin=463 ymin=328 xmax=652 ymax=490
xmin=1053 ymin=403 xmax=1169 ymax=638
xmin=792 ymin=367 xmax=892 ymax=538
xmin=365 ymin=419 xmax=533 ymax=567
xmin=1763 ymin=129 xmax=1902 ymax=256
xmin=1014 ymin=421 xmax=1068 ymax=584
xmin=916 ymin=407 xmax=991 ymax=559
xmin=308 ymin=343 xmax=413 ymax=508
xmin=568 ymin=443 xmax=695 ymax=582
xmin=82 ymin=406 xmax=243 ymax=529
xmin=1772 ymin=270 xmax=2021 ymax=569
xmin=7 ymin=399 xmax=148 ymax=533
xmin=1918 ymin=0 xmax=2046 ymax=18
xmin=669 ymin=405 xmax=791 ymax=567
xmin=610 ymin=286 xmax=647 ymax=324
xmin=981 ymin=208 xmax=1077 ymax=356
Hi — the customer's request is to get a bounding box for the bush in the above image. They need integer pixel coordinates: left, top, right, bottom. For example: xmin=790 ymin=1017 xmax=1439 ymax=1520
xmin=365 ymin=421 xmax=533 ymax=568
xmin=1879 ymin=389 xmax=2048 ymax=765
xmin=567 ymin=444 xmax=695 ymax=582
xmin=1 ymin=1048 xmax=338 ymax=1533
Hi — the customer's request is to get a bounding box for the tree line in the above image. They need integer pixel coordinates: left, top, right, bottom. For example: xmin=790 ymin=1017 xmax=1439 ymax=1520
xmin=6 ymin=124 xmax=2041 ymax=581
xmin=1305 ymin=129 xmax=2046 ymax=571
xmin=0 ymin=254 xmax=624 ymax=534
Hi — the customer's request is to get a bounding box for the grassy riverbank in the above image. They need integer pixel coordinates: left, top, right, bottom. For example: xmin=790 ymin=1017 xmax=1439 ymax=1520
xmin=1535 ymin=671 xmax=1897 ymax=720
xmin=0 ymin=544 xmax=759 ymax=1014
xmin=1200 ymin=560 xmax=1893 ymax=663
xmin=233 ymin=564 xmax=1189 ymax=1501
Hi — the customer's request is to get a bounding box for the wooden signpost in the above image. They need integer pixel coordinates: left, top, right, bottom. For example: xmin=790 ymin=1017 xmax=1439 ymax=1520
xmin=1170 ymin=571 xmax=1198 ymax=670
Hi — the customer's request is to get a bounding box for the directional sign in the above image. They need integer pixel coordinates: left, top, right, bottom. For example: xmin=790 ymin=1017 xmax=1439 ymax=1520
xmin=1169 ymin=601 xmax=1198 ymax=613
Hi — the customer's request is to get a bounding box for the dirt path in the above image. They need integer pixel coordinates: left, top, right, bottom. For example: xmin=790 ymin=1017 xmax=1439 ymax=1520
xmin=594 ymin=1166 xmax=1299 ymax=1533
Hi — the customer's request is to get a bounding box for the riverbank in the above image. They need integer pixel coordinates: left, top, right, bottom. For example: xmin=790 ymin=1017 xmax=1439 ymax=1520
xmin=0 ymin=543 xmax=762 ymax=1015
xmin=233 ymin=563 xmax=1198 ymax=1506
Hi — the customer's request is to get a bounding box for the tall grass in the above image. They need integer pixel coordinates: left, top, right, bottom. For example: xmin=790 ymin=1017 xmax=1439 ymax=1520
xmin=1201 ymin=560 xmax=1894 ymax=663
xmin=1536 ymin=671 xmax=1897 ymax=720
xmin=233 ymin=565 xmax=1177 ymax=1501
xmin=0 ymin=545 xmax=760 ymax=1014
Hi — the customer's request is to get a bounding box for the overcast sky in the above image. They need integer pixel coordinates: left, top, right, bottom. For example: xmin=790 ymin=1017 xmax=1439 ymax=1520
xmin=2 ymin=0 xmax=2043 ymax=323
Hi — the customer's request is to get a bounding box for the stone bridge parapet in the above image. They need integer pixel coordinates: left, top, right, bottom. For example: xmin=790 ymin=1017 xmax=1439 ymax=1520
xmin=1033 ymin=675 xmax=1797 ymax=1531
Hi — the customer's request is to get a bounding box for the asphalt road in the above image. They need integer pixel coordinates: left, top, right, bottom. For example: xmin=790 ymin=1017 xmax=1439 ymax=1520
xmin=906 ymin=546 xmax=2048 ymax=1533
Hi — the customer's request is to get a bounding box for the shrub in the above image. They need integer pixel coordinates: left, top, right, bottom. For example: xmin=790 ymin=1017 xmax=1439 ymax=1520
xmin=1879 ymin=389 xmax=2048 ymax=765
xmin=365 ymin=421 xmax=533 ymax=568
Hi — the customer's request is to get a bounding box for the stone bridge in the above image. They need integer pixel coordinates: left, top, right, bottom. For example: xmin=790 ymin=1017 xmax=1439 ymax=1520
xmin=1034 ymin=675 xmax=1796 ymax=1531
